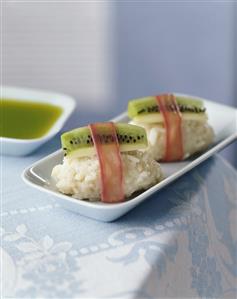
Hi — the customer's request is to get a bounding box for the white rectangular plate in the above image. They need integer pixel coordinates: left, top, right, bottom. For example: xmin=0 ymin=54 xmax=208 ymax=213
xmin=22 ymin=95 xmax=237 ymax=222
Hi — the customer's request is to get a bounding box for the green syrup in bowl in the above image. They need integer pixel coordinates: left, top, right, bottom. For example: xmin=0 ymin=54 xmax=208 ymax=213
xmin=0 ymin=99 xmax=62 ymax=139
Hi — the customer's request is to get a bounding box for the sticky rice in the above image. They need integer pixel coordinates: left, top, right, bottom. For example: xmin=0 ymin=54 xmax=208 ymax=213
xmin=51 ymin=151 xmax=163 ymax=201
xmin=131 ymin=120 xmax=214 ymax=161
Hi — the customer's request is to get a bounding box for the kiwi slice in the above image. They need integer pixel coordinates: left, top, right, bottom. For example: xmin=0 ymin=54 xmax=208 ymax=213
xmin=128 ymin=95 xmax=207 ymax=123
xmin=61 ymin=123 xmax=148 ymax=159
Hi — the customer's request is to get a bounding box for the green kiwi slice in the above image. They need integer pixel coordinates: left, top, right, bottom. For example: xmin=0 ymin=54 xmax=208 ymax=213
xmin=128 ymin=95 xmax=207 ymax=123
xmin=61 ymin=123 xmax=148 ymax=159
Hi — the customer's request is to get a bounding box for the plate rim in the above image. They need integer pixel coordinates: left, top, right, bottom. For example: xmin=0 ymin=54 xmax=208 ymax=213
xmin=21 ymin=95 xmax=237 ymax=211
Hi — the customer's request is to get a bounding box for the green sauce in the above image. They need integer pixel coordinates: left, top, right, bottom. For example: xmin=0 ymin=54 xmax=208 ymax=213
xmin=0 ymin=99 xmax=63 ymax=139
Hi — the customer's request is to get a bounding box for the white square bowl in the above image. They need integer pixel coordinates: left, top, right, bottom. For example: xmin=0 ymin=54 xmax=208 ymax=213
xmin=22 ymin=94 xmax=237 ymax=222
xmin=1 ymin=86 xmax=76 ymax=156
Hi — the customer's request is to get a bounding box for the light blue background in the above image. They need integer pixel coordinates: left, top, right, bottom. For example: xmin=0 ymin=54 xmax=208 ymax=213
xmin=114 ymin=2 xmax=237 ymax=166
xmin=2 ymin=1 xmax=237 ymax=165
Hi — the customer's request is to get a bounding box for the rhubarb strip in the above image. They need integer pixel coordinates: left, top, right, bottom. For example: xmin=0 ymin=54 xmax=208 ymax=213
xmin=156 ymin=94 xmax=183 ymax=161
xmin=89 ymin=122 xmax=124 ymax=202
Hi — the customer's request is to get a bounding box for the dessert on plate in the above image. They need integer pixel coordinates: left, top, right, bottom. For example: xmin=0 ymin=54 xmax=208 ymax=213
xmin=128 ymin=94 xmax=214 ymax=161
xmin=51 ymin=122 xmax=163 ymax=202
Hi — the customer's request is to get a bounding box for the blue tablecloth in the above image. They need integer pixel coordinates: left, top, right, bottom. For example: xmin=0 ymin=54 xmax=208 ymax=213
xmin=1 ymin=135 xmax=237 ymax=298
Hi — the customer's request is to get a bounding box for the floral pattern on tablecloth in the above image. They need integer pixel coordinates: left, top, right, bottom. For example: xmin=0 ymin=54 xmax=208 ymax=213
xmin=1 ymin=156 xmax=237 ymax=298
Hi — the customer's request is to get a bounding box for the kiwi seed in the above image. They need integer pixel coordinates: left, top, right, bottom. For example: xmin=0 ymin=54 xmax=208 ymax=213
xmin=137 ymin=103 xmax=205 ymax=115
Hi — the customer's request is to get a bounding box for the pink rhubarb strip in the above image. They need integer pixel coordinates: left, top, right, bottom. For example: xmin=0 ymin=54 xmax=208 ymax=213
xmin=156 ymin=94 xmax=183 ymax=161
xmin=89 ymin=122 xmax=124 ymax=203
